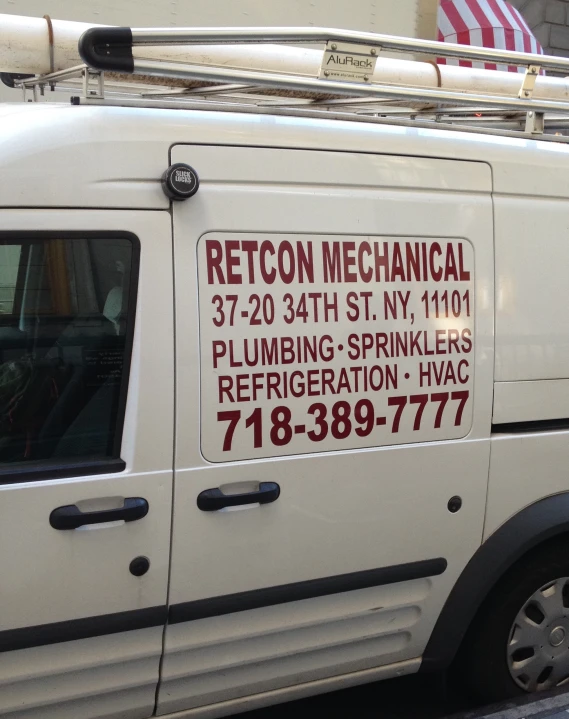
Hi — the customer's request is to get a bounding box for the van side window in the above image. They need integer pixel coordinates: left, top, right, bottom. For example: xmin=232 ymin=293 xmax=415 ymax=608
xmin=0 ymin=234 xmax=138 ymax=471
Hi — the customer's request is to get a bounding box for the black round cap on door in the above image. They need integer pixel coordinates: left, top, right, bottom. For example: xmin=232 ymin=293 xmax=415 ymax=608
xmin=129 ymin=556 xmax=150 ymax=577
xmin=161 ymin=163 xmax=200 ymax=200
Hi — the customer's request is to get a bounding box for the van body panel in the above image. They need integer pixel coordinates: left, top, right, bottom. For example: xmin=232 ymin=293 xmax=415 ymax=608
xmin=493 ymin=380 xmax=569 ymax=425
xmin=1 ymin=104 xmax=568 ymax=716
xmin=0 ymin=105 xmax=568 ymax=207
xmin=485 ymin=431 xmax=569 ymax=540
xmin=494 ymin=197 xmax=569 ymax=383
xmin=0 ymin=210 xmax=174 ymax=718
xmin=157 ymin=144 xmax=494 ymax=713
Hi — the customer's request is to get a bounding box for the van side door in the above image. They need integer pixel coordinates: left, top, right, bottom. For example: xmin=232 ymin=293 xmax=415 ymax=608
xmin=160 ymin=146 xmax=493 ymax=715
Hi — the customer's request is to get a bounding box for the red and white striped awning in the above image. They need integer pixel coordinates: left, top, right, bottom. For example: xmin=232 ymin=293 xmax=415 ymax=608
xmin=437 ymin=0 xmax=543 ymax=72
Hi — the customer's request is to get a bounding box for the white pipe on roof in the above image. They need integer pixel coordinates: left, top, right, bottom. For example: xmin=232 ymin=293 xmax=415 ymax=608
xmin=1 ymin=12 xmax=568 ymax=102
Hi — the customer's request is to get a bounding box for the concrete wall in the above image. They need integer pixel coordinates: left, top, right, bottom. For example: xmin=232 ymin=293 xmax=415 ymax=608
xmin=0 ymin=0 xmax=436 ymax=37
xmin=0 ymin=0 xmax=439 ymax=101
xmin=510 ymin=0 xmax=569 ymax=66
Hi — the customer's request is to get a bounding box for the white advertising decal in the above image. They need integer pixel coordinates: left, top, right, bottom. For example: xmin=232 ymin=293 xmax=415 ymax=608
xmin=198 ymin=233 xmax=474 ymax=462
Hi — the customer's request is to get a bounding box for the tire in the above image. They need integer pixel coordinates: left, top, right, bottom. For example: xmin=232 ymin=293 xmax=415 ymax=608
xmin=453 ymin=538 xmax=569 ymax=704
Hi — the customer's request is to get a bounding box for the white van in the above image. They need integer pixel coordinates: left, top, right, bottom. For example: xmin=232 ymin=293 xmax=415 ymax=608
xmin=3 ymin=19 xmax=569 ymax=719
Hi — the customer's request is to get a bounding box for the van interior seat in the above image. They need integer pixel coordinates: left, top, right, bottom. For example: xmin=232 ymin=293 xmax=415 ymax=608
xmin=35 ymin=285 xmax=126 ymax=460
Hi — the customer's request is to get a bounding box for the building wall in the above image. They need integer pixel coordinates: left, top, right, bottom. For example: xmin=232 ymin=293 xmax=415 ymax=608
xmin=0 ymin=0 xmax=437 ymax=37
xmin=510 ymin=0 xmax=569 ymax=61
xmin=0 ymin=0 xmax=439 ymax=101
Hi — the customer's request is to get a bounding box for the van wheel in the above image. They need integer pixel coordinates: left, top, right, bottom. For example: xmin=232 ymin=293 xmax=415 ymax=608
xmin=454 ymin=541 xmax=569 ymax=703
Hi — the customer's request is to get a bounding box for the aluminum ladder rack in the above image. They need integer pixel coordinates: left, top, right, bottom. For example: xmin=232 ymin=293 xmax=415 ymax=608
xmin=13 ymin=24 xmax=569 ymax=143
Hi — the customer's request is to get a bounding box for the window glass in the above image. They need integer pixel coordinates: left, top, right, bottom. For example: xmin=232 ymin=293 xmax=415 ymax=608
xmin=0 ymin=245 xmax=21 ymax=314
xmin=0 ymin=235 xmax=136 ymax=467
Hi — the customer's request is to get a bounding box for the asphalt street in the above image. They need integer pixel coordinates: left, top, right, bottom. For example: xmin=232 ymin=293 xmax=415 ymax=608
xmin=238 ymin=673 xmax=473 ymax=719
xmin=239 ymin=675 xmax=569 ymax=719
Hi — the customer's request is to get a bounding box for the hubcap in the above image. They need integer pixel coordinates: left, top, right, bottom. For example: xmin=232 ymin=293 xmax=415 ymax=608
xmin=507 ymin=578 xmax=569 ymax=692
xmin=550 ymin=626 xmax=566 ymax=647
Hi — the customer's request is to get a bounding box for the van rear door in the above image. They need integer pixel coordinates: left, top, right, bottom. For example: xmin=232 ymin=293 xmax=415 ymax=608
xmin=160 ymin=145 xmax=493 ymax=714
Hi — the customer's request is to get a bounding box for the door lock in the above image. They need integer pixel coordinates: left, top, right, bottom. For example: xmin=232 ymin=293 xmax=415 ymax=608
xmin=129 ymin=556 xmax=150 ymax=577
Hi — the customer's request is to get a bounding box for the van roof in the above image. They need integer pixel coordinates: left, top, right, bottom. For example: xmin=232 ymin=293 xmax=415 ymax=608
xmin=2 ymin=102 xmax=569 ymax=209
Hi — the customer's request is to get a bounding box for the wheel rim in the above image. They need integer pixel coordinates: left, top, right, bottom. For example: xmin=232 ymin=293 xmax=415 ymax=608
xmin=508 ymin=577 xmax=569 ymax=692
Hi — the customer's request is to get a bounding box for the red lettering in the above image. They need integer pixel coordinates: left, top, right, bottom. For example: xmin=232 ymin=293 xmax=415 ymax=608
xmin=419 ymin=362 xmax=431 ymax=388
xmin=346 ymin=292 xmax=359 ymax=321
xmin=448 ymin=329 xmax=460 ymax=354
xmin=458 ymin=359 xmax=470 ymax=383
xmin=260 ymin=241 xmax=276 ymax=284
xmin=386 ymin=364 xmax=398 ymax=390
xmin=226 ymin=240 xmax=242 ymax=284
xmin=218 ymin=376 xmax=234 ymax=403
xmin=290 ymin=371 xmax=305 ymax=397
xmin=436 ymin=329 xmax=446 ymax=354
xmin=252 ymin=373 xmax=264 ymax=400
xmin=261 ymin=338 xmax=278 ymax=365
xmin=297 ymin=242 xmax=314 ymax=283
xmin=347 ymin=334 xmax=360 ymax=360
xmin=308 ymin=292 xmax=321 ymax=322
xmin=391 ymin=244 xmax=405 ymax=282
xmin=374 ymin=242 xmax=390 ymax=282
xmin=307 ymin=369 xmax=319 ymax=396
xmin=362 ymin=333 xmax=373 ymax=359
xmin=319 ymin=335 xmax=334 ymax=362
xmin=406 ymin=243 xmax=421 ymax=281
xmin=236 ymin=374 xmax=250 ymax=402
xmin=395 ymin=333 xmax=408 ymax=357
xmin=358 ymin=241 xmax=373 ymax=283
xmin=322 ymin=368 xmax=335 ymax=395
xmin=459 ymin=244 xmax=471 ymax=281
xmin=206 ymin=239 xmax=225 ymax=284
xmin=433 ymin=362 xmax=445 ymax=385
xmin=281 ymin=337 xmax=295 ymax=364
xmin=336 ymin=368 xmax=350 ymax=393
xmin=244 ymin=339 xmax=258 ymax=367
xmin=422 ymin=243 xmax=428 ymax=281
xmin=323 ymin=242 xmax=342 ymax=282
xmin=278 ymin=241 xmax=295 ymax=284
xmin=444 ymin=243 xmax=458 ymax=281
xmin=241 ymin=240 xmax=258 ymax=283
xmin=228 ymin=340 xmax=242 ymax=367
xmin=461 ymin=329 xmax=473 ymax=353
xmin=369 ymin=366 xmax=384 ymax=391
xmin=376 ymin=333 xmax=389 ymax=358
xmin=212 ymin=340 xmax=226 ymax=369
xmin=350 ymin=366 xmax=363 ymax=392
xmin=267 ymin=373 xmax=282 ymax=400
xmin=429 ymin=243 xmax=443 ymax=282
xmin=410 ymin=332 xmax=422 ymax=356
xmin=444 ymin=363 xmax=457 ymax=384
xmin=324 ymin=293 xmax=338 ymax=322
xmin=343 ymin=242 xmax=357 ymax=282
xmin=423 ymin=331 xmax=434 ymax=356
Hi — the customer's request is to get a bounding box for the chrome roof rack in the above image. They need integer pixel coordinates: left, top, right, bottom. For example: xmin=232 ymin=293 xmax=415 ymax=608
xmin=14 ymin=25 xmax=569 ymax=143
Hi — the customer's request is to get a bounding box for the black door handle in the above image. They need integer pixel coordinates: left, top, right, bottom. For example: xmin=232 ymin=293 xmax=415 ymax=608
xmin=50 ymin=497 xmax=149 ymax=530
xmin=197 ymin=482 xmax=280 ymax=512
